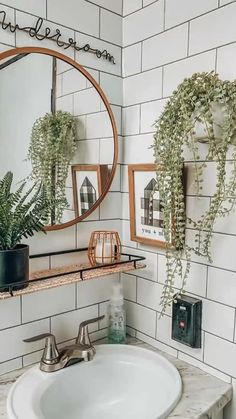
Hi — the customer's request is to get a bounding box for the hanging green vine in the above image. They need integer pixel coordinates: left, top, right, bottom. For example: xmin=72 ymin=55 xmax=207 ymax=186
xmin=153 ymin=72 xmax=236 ymax=314
xmin=28 ymin=111 xmax=77 ymax=225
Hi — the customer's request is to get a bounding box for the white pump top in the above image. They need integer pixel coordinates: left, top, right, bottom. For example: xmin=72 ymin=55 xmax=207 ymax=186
xmin=110 ymin=281 xmax=124 ymax=306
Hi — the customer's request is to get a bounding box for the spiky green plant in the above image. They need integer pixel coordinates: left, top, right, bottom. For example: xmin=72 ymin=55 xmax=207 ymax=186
xmin=0 ymin=172 xmax=48 ymax=250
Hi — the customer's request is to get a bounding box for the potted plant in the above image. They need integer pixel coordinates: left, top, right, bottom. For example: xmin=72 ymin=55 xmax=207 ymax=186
xmin=153 ymin=72 xmax=236 ymax=314
xmin=28 ymin=110 xmax=77 ymax=225
xmin=0 ymin=171 xmax=48 ymax=291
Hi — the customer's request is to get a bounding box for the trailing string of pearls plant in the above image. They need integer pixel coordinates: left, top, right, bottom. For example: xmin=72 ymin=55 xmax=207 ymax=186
xmin=28 ymin=111 xmax=77 ymax=225
xmin=153 ymin=72 xmax=236 ymax=314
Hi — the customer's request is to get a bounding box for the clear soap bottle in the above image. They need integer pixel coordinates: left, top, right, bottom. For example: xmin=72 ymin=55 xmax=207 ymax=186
xmin=108 ymin=281 xmax=126 ymax=344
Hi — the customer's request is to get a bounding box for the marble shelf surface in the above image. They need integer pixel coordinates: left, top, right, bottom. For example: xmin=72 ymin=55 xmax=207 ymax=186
xmin=0 ymin=337 xmax=232 ymax=419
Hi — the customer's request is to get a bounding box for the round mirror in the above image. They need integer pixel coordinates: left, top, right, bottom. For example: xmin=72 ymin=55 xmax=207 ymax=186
xmin=0 ymin=47 xmax=118 ymax=231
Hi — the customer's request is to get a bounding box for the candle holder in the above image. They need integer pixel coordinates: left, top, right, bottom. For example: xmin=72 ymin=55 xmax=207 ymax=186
xmin=88 ymin=231 xmax=121 ymax=266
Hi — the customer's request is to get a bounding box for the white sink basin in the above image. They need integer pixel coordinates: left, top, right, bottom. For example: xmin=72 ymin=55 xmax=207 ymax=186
xmin=7 ymin=344 xmax=182 ymax=419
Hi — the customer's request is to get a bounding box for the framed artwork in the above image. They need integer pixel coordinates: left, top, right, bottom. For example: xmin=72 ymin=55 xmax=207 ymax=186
xmin=128 ymin=164 xmax=169 ymax=247
xmin=71 ymin=165 xmax=109 ymax=217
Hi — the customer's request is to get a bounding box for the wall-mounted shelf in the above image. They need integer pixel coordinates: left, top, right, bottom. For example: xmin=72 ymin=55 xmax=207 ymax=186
xmin=0 ymin=249 xmax=146 ymax=300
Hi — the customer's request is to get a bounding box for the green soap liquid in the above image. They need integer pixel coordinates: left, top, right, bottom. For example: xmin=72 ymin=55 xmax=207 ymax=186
xmin=108 ymin=329 xmax=126 ymax=344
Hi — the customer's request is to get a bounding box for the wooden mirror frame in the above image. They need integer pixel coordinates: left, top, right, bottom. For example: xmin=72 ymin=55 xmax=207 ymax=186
xmin=0 ymin=46 xmax=118 ymax=231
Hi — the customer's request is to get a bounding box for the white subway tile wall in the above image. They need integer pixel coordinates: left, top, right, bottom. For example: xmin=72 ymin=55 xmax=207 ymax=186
xmin=123 ymin=68 xmax=163 ymax=106
xmin=88 ymin=0 xmax=122 ymax=15
xmin=122 ymin=43 xmax=142 ymax=77
xmin=142 ymin=23 xmax=189 ymax=71
xmin=123 ymin=1 xmax=164 ymax=47
xmin=123 ymin=0 xmax=142 ymax=17
xmin=2 ymin=0 xmax=47 ymax=17
xmin=122 ymin=2 xmax=236 ymax=418
xmin=189 ymin=3 xmax=236 ymax=55
xmin=163 ymin=51 xmax=216 ymax=97
xmin=100 ymin=9 xmax=122 ymax=46
xmin=165 ymin=0 xmax=218 ymax=29
xmin=217 ymin=43 xmax=236 ymax=81
xmin=47 ymin=0 xmax=100 ymax=37
xmin=1 ymin=2 xmax=236 ymax=416
xmin=0 ymin=0 xmax=122 ymax=374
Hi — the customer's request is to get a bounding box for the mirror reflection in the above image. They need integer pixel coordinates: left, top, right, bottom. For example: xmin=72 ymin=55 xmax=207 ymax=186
xmin=0 ymin=52 xmax=115 ymax=227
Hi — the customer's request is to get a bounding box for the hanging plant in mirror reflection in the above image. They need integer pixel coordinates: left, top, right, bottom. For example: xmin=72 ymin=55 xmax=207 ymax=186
xmin=153 ymin=72 xmax=236 ymax=314
xmin=28 ymin=111 xmax=77 ymax=225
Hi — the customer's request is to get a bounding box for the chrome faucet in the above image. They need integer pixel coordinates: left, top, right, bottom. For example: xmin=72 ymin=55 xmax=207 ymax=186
xmin=23 ymin=315 xmax=105 ymax=373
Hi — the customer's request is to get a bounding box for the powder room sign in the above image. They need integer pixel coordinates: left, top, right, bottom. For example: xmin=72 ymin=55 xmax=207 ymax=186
xmin=0 ymin=10 xmax=116 ymax=64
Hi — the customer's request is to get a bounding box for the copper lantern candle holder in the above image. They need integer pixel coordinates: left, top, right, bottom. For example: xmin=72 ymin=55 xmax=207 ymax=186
xmin=88 ymin=231 xmax=121 ymax=266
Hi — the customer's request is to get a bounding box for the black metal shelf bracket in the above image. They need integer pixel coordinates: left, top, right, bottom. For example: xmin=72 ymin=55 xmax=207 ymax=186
xmin=2 ymin=248 xmax=146 ymax=297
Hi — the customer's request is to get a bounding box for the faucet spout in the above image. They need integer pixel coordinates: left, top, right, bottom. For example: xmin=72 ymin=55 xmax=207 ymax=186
xmin=60 ymin=343 xmax=95 ymax=367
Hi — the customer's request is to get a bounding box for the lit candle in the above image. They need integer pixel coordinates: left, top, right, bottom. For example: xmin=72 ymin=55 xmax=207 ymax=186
xmin=95 ymin=239 xmax=114 ymax=264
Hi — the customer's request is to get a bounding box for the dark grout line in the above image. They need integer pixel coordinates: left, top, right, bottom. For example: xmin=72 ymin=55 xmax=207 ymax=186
xmin=215 ymin=47 xmax=218 ymax=72
xmin=75 ymin=283 xmax=77 ymax=309
xmin=130 ymin=315 xmax=236 ymax=364
xmin=187 ymin=225 xmax=236 ymax=238
xmin=121 ymin=241 xmax=236 ymax=277
xmin=202 ymin=332 xmax=206 ymax=363
xmin=204 ymin=329 xmax=236 ymax=346
xmin=0 ymin=302 xmax=108 ymax=334
xmin=123 ymin=45 xmax=218 ymax=80
xmin=161 ymin=66 xmax=164 ymax=98
xmin=140 ymin=40 xmax=143 ymax=73
xmin=138 ymin=103 xmax=142 ymax=134
xmin=233 ymin=309 xmax=236 ymax=342
xmin=205 ymin=266 xmax=209 ymax=298
xmin=187 ymin=21 xmax=190 ymax=56
xmin=155 ymin=311 xmax=158 ymax=339
xmin=163 ymin=0 xmax=166 ymax=30
xmin=13 ymin=8 xmax=16 ymax=46
xmin=20 ymin=296 xmax=23 ymax=324
xmin=123 ymin=96 xmax=169 ymax=108
xmin=98 ymin=6 xmax=101 ymax=39
xmin=85 ymin=0 xmax=123 ymax=17
xmin=136 ymin=276 xmax=138 ymax=303
xmin=123 ymin=0 xmax=164 ymax=18
xmin=123 ymin=5 xmax=143 ymax=18
xmin=126 ymin=298 xmax=163 ymax=315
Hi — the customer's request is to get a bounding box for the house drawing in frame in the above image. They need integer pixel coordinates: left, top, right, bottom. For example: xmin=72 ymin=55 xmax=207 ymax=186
xmin=141 ymin=178 xmax=164 ymax=228
xmin=71 ymin=164 xmax=109 ymax=217
xmin=80 ymin=176 xmax=97 ymax=214
xmin=128 ymin=163 xmax=169 ymax=247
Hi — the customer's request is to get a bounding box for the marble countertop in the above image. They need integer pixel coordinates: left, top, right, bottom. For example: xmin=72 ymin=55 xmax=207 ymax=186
xmin=0 ymin=338 xmax=232 ymax=419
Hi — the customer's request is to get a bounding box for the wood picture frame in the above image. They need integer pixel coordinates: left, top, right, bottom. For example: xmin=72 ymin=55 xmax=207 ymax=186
xmin=72 ymin=164 xmax=109 ymax=217
xmin=128 ymin=163 xmax=169 ymax=248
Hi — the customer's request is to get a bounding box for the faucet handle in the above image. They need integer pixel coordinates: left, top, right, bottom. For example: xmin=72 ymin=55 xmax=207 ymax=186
xmin=24 ymin=333 xmax=60 ymax=364
xmin=76 ymin=315 xmax=105 ymax=345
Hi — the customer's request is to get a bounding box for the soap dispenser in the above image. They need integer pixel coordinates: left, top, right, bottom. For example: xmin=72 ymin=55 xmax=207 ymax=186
xmin=108 ymin=280 xmax=126 ymax=344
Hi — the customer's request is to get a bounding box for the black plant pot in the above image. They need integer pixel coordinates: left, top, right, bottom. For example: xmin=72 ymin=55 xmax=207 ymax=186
xmin=0 ymin=244 xmax=29 ymax=292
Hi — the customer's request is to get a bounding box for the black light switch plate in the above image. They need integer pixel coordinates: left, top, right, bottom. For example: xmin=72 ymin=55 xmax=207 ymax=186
xmin=172 ymin=294 xmax=202 ymax=348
